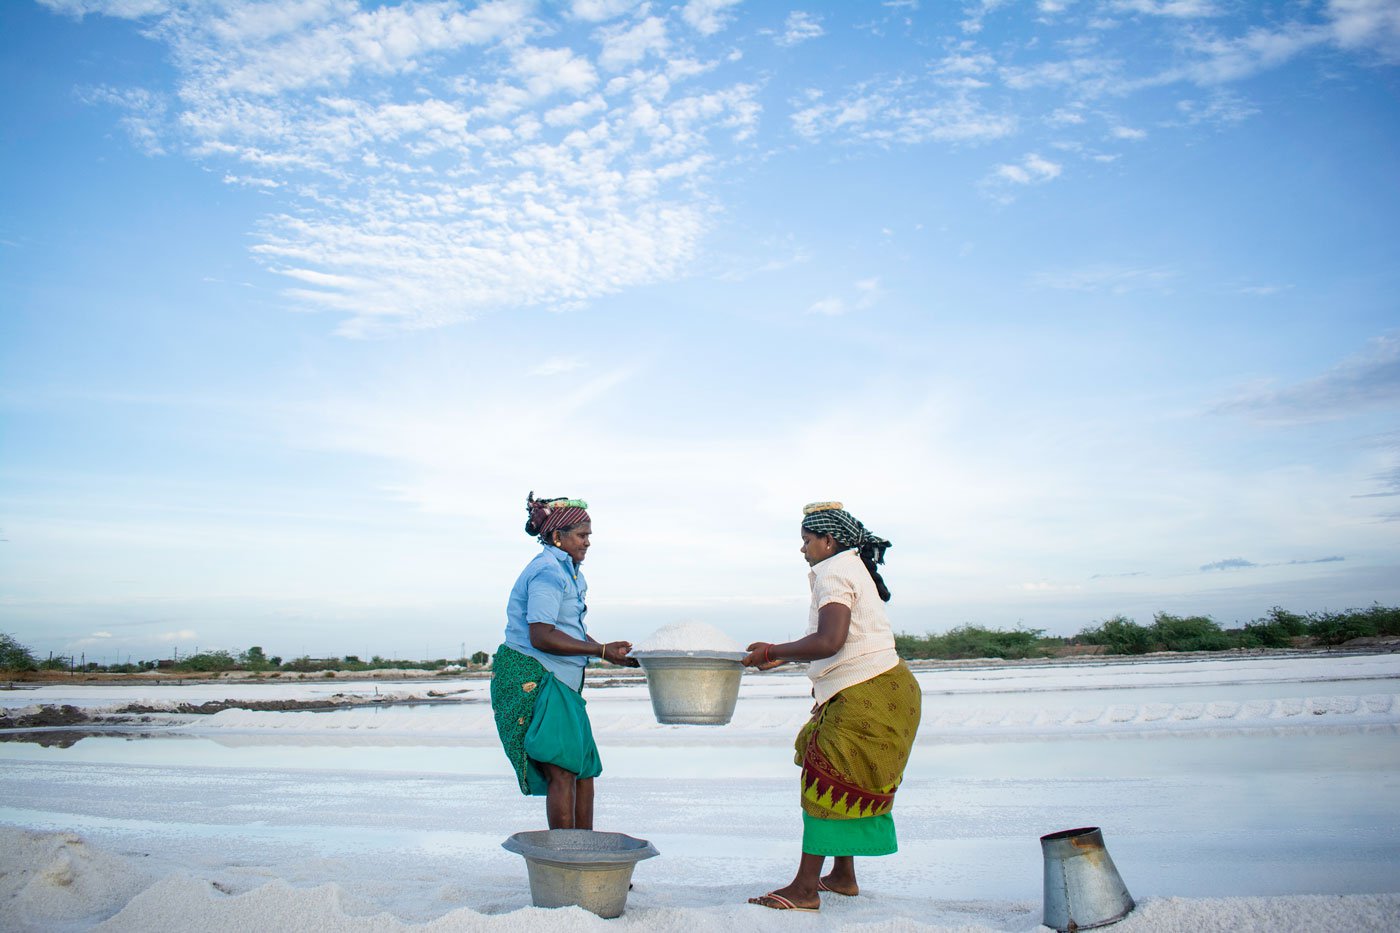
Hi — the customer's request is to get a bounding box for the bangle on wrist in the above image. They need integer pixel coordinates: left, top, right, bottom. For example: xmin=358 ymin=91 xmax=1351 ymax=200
xmin=763 ymin=645 xmax=773 ymax=664
xmin=599 ymin=642 xmax=606 ymax=660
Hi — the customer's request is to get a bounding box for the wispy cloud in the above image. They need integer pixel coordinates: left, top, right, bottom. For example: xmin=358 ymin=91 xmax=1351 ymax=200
xmin=791 ymin=81 xmax=1016 ymax=145
xmin=991 ymin=152 xmax=1062 ymax=185
xmin=777 ymin=12 xmax=824 ymax=47
xmin=1217 ymin=335 xmax=1400 ymax=424
xmin=1328 ymin=0 xmax=1400 ymax=63
xmin=530 ymin=357 xmax=585 ymax=377
xmin=1031 ymin=263 xmax=1175 ymax=293
xmin=1201 ymin=556 xmax=1345 ymax=572
xmin=806 ymin=277 xmax=882 ymax=316
xmin=76 ymin=85 xmax=168 ymax=155
xmin=1110 ymin=0 xmax=1221 ymax=18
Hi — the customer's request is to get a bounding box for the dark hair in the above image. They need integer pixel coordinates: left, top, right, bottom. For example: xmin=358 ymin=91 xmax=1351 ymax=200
xmin=826 ymin=539 xmax=892 ymax=602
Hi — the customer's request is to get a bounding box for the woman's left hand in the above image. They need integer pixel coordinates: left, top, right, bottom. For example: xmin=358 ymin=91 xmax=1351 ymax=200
xmin=742 ymin=642 xmax=785 ymax=671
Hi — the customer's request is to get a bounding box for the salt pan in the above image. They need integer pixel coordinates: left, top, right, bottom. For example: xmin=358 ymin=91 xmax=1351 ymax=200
xmin=630 ymin=621 xmax=743 ymax=654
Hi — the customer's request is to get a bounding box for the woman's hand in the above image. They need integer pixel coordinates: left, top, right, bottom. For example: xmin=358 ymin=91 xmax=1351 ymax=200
xmin=742 ymin=642 xmax=785 ymax=671
xmin=601 ymin=641 xmax=639 ymax=667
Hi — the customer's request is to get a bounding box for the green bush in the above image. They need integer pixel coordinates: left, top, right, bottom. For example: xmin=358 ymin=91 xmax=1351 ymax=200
xmin=896 ymin=624 xmax=1047 ymax=660
xmin=1308 ymin=610 xmax=1379 ymax=645
xmin=1240 ymin=607 xmax=1310 ymax=648
xmin=1077 ymin=615 xmax=1153 ymax=654
xmin=1150 ymin=613 xmax=1232 ymax=652
xmin=0 ymin=633 xmax=38 ymax=671
xmin=175 ymin=650 xmax=239 ymax=672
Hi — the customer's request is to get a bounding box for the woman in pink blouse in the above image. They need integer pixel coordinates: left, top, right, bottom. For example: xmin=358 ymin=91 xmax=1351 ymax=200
xmin=741 ymin=502 xmax=922 ymax=912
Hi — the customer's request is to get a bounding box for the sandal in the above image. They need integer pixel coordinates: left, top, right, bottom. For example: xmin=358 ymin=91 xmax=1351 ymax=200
xmin=817 ymin=878 xmax=857 ymax=897
xmin=748 ymin=891 xmax=819 ymax=912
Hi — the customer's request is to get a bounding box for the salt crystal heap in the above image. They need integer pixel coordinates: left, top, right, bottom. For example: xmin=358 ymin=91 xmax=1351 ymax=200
xmin=631 ymin=621 xmax=743 ymax=654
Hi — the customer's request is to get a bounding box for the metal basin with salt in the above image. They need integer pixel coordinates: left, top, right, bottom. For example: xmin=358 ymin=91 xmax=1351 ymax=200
xmin=502 ymin=829 xmax=659 ymax=918
xmin=631 ymin=649 xmax=745 ymax=725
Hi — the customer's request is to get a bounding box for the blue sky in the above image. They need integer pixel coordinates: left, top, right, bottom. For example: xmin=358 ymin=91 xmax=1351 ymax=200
xmin=3 ymin=0 xmax=1398 ymax=664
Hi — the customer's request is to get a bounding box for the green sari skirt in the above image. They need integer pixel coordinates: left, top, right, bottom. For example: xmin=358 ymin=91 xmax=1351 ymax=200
xmin=490 ymin=644 xmax=602 ymax=796
xmin=795 ymin=659 xmax=921 ymax=856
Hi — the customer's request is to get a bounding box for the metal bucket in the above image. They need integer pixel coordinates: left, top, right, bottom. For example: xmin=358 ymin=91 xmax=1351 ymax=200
xmin=1040 ymin=826 xmax=1135 ymax=932
xmin=632 ymin=651 xmax=744 ymax=725
xmin=502 ymin=829 xmax=659 ymax=918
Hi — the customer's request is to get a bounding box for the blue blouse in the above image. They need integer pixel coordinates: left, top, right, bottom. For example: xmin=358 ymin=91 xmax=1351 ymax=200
xmin=503 ymin=544 xmax=590 ymax=692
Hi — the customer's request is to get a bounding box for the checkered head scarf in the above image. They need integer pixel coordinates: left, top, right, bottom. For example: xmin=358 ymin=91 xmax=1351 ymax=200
xmin=801 ymin=501 xmax=892 ymax=566
xmin=525 ymin=491 xmax=590 ymax=542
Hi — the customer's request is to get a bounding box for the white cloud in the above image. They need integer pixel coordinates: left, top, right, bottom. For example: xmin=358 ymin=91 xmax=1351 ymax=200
xmin=512 ymin=46 xmax=600 ymax=99
xmin=568 ymin=0 xmax=641 ymax=23
xmin=1110 ymin=0 xmax=1220 ymax=17
xmin=1170 ymin=24 xmax=1327 ymax=85
xmin=597 ymin=16 xmax=669 ymax=71
xmin=543 ymin=94 xmax=608 ymax=126
xmin=777 ymin=11 xmax=824 ymax=47
xmin=991 ymin=152 xmax=1062 ymax=185
xmin=56 ymin=0 xmax=766 ymax=333
xmin=1111 ymin=125 xmax=1147 ymax=139
xmin=1329 ymin=0 xmax=1400 ymax=61
xmin=682 ymin=0 xmax=743 ymax=36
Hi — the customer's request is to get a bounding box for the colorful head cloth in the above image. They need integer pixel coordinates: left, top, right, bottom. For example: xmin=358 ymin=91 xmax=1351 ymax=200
xmin=801 ymin=501 xmax=892 ymax=566
xmin=525 ymin=491 xmax=591 ymax=541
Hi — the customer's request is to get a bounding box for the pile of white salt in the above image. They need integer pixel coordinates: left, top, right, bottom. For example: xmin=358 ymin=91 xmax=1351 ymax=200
xmin=630 ymin=621 xmax=743 ymax=654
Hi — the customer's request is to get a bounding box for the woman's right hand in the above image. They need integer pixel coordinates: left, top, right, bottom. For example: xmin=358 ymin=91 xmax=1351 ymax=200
xmin=601 ymin=641 xmax=639 ymax=667
xmin=742 ymin=642 xmax=785 ymax=671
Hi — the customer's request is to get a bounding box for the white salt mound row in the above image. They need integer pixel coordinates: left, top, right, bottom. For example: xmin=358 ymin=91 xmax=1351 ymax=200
xmin=631 ymin=621 xmax=743 ymax=653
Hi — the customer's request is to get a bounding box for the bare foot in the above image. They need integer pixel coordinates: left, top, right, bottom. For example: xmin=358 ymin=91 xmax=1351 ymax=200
xmin=818 ymin=874 xmax=859 ymax=896
xmin=748 ymin=884 xmax=820 ymax=911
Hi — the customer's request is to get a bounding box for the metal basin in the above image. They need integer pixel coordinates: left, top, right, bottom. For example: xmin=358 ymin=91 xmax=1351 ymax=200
xmin=1040 ymin=826 xmax=1135 ymax=931
xmin=632 ymin=650 xmax=745 ymax=725
xmin=502 ymin=829 xmax=659 ymax=918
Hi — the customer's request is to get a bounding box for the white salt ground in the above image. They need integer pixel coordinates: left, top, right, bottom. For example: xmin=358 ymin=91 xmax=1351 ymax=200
xmin=631 ymin=621 xmax=744 ymax=654
xmin=2 ymin=828 xmax=1395 ymax=933
xmin=4 ymin=655 xmax=1398 ymax=932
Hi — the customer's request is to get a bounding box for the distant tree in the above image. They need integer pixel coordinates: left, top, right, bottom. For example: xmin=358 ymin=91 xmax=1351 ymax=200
xmin=0 ymin=633 xmax=38 ymax=671
xmin=470 ymin=650 xmax=490 ymax=666
xmin=240 ymin=646 xmax=271 ymax=670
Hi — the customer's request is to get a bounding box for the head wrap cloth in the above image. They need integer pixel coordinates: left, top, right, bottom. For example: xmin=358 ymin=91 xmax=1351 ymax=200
xmin=801 ymin=501 xmax=892 ymax=566
xmin=526 ymin=492 xmax=590 ymax=540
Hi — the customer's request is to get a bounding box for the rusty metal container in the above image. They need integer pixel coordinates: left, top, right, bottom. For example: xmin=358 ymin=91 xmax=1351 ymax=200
xmin=1040 ymin=826 xmax=1135 ymax=931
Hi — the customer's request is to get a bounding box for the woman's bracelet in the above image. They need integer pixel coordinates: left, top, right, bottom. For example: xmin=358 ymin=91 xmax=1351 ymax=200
xmin=599 ymin=642 xmax=606 ymax=660
xmin=763 ymin=645 xmax=773 ymax=664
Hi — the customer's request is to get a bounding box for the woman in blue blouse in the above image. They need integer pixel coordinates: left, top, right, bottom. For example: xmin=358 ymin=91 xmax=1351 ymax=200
xmin=491 ymin=492 xmax=637 ymax=829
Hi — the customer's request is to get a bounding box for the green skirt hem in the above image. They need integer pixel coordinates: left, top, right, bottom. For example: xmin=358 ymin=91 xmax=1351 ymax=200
xmin=801 ymin=811 xmax=897 ymax=857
